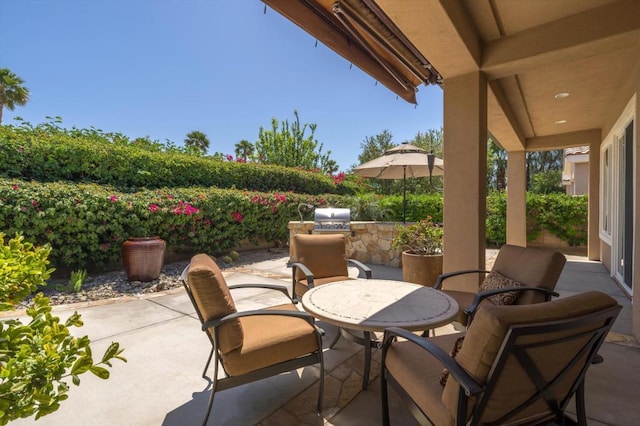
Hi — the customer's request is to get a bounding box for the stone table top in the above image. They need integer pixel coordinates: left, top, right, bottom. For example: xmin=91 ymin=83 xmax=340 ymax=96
xmin=301 ymin=279 xmax=459 ymax=332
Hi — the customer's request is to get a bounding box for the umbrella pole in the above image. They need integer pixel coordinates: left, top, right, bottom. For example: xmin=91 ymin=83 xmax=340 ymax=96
xmin=403 ymin=166 xmax=406 ymax=224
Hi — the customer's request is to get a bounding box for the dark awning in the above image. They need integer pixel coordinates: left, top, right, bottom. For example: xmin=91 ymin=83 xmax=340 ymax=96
xmin=262 ymin=0 xmax=442 ymax=104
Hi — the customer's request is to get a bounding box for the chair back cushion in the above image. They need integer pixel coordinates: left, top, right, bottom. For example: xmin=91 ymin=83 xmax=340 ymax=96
xmin=187 ymin=254 xmax=243 ymax=354
xmin=442 ymin=291 xmax=618 ymax=423
xmin=292 ymin=234 xmax=348 ymax=280
xmin=492 ymin=244 xmax=566 ymax=304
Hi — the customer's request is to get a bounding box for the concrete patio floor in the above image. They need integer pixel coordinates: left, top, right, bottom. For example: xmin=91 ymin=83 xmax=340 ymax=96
xmin=8 ymin=250 xmax=638 ymax=426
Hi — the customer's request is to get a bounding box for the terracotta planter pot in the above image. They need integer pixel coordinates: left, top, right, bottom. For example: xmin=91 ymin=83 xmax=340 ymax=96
xmin=122 ymin=236 xmax=166 ymax=282
xmin=401 ymin=251 xmax=443 ymax=287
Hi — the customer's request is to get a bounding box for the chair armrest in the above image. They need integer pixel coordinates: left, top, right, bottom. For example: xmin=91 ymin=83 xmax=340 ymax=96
xmin=228 ymin=283 xmax=292 ymax=301
xmin=347 ymin=258 xmax=372 ymax=279
xmin=291 ymin=261 xmax=315 ymax=288
xmin=203 ymin=309 xmax=317 ymax=332
xmin=433 ymin=269 xmax=489 ymax=290
xmin=464 ymin=287 xmax=560 ymax=324
xmin=382 ymin=327 xmax=483 ymax=397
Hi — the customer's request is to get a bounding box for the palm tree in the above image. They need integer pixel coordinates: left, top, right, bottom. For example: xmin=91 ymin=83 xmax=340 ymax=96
xmin=234 ymin=139 xmax=254 ymax=162
xmin=184 ymin=130 xmax=210 ymax=156
xmin=0 ymin=68 xmax=30 ymax=124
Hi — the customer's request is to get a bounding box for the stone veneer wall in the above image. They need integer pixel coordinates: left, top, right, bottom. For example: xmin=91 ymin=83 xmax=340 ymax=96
xmin=288 ymin=221 xmax=402 ymax=267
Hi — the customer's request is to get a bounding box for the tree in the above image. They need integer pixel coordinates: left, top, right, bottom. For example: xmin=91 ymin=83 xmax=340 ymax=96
xmin=0 ymin=68 xmax=30 ymax=124
xmin=526 ymin=149 xmax=563 ymax=190
xmin=530 ymin=170 xmax=564 ymax=194
xmin=410 ymin=128 xmax=443 ymax=158
xmin=234 ymin=139 xmax=254 ymax=162
xmin=254 ymin=110 xmax=335 ymax=173
xmin=353 ymin=130 xmax=396 ymax=194
xmin=487 ymin=137 xmax=507 ymax=191
xmin=355 ymin=129 xmax=396 ymax=166
xmin=184 ymin=130 xmax=210 ymax=156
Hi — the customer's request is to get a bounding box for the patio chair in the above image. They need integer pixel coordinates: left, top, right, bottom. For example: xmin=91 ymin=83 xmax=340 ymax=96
xmin=433 ymin=244 xmax=566 ymax=327
xmin=181 ymin=254 xmax=324 ymax=425
xmin=381 ymin=291 xmax=621 ymax=426
xmin=290 ymin=233 xmax=372 ymax=301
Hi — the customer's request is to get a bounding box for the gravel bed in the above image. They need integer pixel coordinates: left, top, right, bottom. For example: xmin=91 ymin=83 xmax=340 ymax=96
xmin=17 ymin=248 xmax=290 ymax=308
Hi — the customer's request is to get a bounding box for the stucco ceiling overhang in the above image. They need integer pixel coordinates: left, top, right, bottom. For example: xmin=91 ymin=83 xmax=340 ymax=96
xmin=263 ymin=0 xmax=640 ymax=152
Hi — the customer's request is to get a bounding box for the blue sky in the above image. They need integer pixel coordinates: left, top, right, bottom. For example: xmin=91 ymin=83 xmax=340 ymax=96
xmin=0 ymin=0 xmax=443 ymax=171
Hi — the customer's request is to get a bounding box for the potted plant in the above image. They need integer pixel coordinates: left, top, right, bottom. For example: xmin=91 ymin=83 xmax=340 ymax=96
xmin=121 ymin=216 xmax=166 ymax=282
xmin=391 ymin=216 xmax=444 ymax=286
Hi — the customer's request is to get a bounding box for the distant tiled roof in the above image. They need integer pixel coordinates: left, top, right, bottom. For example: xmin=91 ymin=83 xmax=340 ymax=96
xmin=565 ymin=146 xmax=590 ymax=156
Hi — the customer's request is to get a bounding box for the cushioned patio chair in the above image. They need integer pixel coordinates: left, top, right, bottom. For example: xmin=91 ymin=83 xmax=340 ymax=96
xmin=290 ymin=233 xmax=372 ymax=301
xmin=433 ymin=244 xmax=566 ymax=326
xmin=381 ymin=291 xmax=621 ymax=426
xmin=181 ymin=254 xmax=324 ymax=425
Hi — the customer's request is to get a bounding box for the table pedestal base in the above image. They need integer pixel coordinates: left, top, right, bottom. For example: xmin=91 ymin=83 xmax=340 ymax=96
xmin=330 ymin=328 xmax=379 ymax=389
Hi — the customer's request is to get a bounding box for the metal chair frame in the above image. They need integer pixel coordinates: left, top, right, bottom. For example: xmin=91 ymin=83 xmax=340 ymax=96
xmin=381 ymin=303 xmax=621 ymax=426
xmin=291 ymin=258 xmax=372 ymax=301
xmin=182 ymin=272 xmax=324 ymax=425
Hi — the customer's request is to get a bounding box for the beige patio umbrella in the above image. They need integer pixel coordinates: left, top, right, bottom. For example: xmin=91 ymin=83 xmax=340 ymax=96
xmin=353 ymin=143 xmax=443 ymax=223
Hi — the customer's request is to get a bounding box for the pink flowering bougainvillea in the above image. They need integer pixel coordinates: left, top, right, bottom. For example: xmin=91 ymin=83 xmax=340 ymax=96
xmin=109 ymin=195 xmax=118 ymax=202
xmin=332 ymin=172 xmax=346 ymax=186
xmin=231 ymin=211 xmax=243 ymax=222
xmin=171 ymin=201 xmax=200 ymax=216
xmin=148 ymin=203 xmax=159 ymax=213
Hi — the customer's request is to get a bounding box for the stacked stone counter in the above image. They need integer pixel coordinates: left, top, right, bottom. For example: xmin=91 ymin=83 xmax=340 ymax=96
xmin=288 ymin=221 xmax=402 ymax=267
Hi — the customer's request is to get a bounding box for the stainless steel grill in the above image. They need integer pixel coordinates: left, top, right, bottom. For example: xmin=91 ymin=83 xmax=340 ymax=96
xmin=313 ymin=208 xmax=351 ymax=232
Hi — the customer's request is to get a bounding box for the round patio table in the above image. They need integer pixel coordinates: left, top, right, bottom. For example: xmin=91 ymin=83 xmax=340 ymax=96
xmin=301 ymin=279 xmax=459 ymax=389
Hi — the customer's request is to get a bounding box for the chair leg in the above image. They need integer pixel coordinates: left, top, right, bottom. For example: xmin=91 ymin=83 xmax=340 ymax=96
xmin=381 ymin=368 xmax=390 ymax=426
xmin=575 ymin=381 xmax=587 ymax=425
xmin=202 ymin=347 xmax=214 ymax=379
xmin=203 ymin=375 xmax=218 ymax=426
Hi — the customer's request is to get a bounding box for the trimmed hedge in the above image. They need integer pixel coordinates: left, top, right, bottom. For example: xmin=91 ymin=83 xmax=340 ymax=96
xmin=0 ymin=178 xmax=346 ymax=270
xmin=486 ymin=191 xmax=588 ymax=247
xmin=0 ymin=124 xmax=363 ymax=195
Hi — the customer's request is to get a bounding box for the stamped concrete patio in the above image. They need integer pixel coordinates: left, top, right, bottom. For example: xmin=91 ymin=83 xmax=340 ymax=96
xmin=8 ymin=249 xmax=639 ymax=426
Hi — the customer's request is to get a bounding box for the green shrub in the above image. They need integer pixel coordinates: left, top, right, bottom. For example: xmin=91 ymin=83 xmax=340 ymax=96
xmin=0 ymin=178 xmax=348 ymax=270
xmin=0 ymin=233 xmax=54 ymax=310
xmin=486 ymin=191 xmax=507 ymax=246
xmin=536 ymin=193 xmax=588 ymax=246
xmin=377 ymin=194 xmax=444 ymax=223
xmin=0 ymin=122 xmax=364 ymax=195
xmin=0 ymin=234 xmax=125 ymax=424
xmin=485 ymin=191 xmax=587 ymax=247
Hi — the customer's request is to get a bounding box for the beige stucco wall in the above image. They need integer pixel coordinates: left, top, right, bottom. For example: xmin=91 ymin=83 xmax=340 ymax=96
xmin=506 ymin=150 xmax=527 ymax=246
xmin=574 ymin=163 xmax=589 ymax=195
xmin=442 ymin=72 xmax=487 ymax=292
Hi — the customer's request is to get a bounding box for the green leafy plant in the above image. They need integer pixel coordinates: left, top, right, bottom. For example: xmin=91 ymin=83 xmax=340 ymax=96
xmin=391 ymin=216 xmax=443 ymax=256
xmin=0 ymin=234 xmax=126 ymax=424
xmin=0 ymin=233 xmax=53 ymax=310
xmin=69 ymin=269 xmax=88 ymax=292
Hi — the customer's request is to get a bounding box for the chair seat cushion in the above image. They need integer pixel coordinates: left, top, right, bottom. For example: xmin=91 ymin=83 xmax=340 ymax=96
xmin=222 ymin=303 xmax=320 ymax=376
xmin=385 ymin=333 xmax=464 ymax=426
